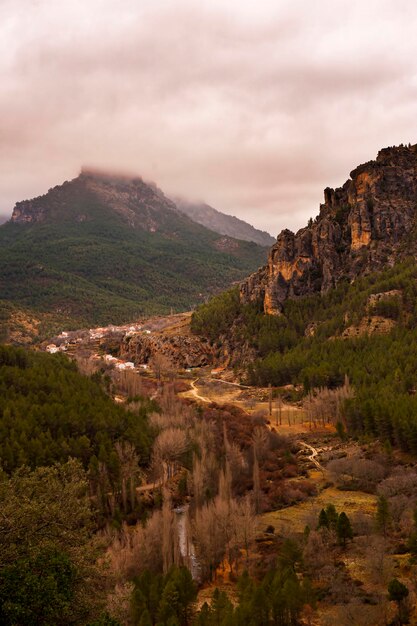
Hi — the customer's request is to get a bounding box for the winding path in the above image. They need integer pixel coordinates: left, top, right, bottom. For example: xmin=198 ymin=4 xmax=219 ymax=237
xmin=188 ymin=379 xmax=212 ymax=404
xmin=296 ymin=440 xmax=324 ymax=472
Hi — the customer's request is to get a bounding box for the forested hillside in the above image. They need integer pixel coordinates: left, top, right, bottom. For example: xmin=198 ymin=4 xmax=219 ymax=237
xmin=192 ymin=259 xmax=417 ymax=451
xmin=0 ymin=345 xmax=152 ymax=472
xmin=0 ymin=171 xmax=267 ymax=333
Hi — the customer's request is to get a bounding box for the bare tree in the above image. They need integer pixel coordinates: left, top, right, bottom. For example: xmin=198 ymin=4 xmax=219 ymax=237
xmin=150 ymin=353 xmax=173 ymax=381
xmin=235 ymin=495 xmax=256 ymax=566
xmin=303 ymin=530 xmax=333 ymax=580
xmin=114 ymin=441 xmax=141 ymax=513
xmin=275 ymin=395 xmax=283 ymax=426
xmin=363 ymin=536 xmax=393 ymax=585
xmin=252 ymin=426 xmax=268 ymax=459
xmin=252 ymin=447 xmax=261 ymax=514
xmin=162 ymin=489 xmax=180 ymax=574
xmin=153 ymin=428 xmax=188 ymax=482
xmin=303 ymin=378 xmax=354 ymax=428
xmin=108 ymin=509 xmax=165 ymax=579
xmin=116 ymin=369 xmax=143 ymax=398
xmin=328 ymin=456 xmax=385 ymax=491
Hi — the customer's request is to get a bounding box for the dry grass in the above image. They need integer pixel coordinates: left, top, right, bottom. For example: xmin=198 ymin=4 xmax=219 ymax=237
xmin=181 ymin=377 xmax=314 ymax=433
xmin=260 ymin=486 xmax=377 ymax=535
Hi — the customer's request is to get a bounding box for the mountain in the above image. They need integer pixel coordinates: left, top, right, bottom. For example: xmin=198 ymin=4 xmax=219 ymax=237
xmin=0 ymin=169 xmax=268 ymax=333
xmin=191 ymin=143 xmax=417 ymax=455
xmin=175 ymin=198 xmax=275 ymax=246
xmin=241 ymin=143 xmax=417 ymax=314
xmin=0 ymin=215 xmax=9 ymax=225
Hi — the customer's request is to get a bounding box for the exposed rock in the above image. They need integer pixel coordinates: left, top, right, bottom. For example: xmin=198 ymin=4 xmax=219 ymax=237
xmin=241 ymin=144 xmax=417 ymax=313
xmin=366 ymin=290 xmax=402 ymax=311
xmin=213 ymin=236 xmax=240 ymax=252
xmin=341 ymin=316 xmax=396 ymax=338
xmin=304 ymin=322 xmax=319 ymax=337
xmin=120 ymin=331 xmax=214 ymax=369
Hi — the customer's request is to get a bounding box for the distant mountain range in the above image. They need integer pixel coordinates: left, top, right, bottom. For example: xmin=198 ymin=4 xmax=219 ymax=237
xmin=0 ymin=169 xmax=268 ymax=339
xmin=175 ymin=199 xmax=275 ymax=247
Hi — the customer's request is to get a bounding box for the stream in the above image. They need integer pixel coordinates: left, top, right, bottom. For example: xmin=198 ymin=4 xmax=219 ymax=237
xmin=175 ymin=504 xmax=201 ymax=581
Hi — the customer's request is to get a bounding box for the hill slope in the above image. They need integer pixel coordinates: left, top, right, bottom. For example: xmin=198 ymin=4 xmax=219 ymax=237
xmin=175 ymin=198 xmax=275 ymax=246
xmin=0 ymin=170 xmax=267 ymax=331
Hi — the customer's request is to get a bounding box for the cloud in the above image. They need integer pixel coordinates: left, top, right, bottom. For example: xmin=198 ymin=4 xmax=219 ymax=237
xmin=1 ymin=0 xmax=417 ymax=235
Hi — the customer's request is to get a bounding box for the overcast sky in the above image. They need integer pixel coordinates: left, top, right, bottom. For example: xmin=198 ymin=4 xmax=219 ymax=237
xmin=1 ymin=0 xmax=417 ymax=236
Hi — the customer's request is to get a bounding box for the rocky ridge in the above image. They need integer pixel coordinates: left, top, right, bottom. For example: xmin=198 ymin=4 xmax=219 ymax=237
xmin=241 ymin=144 xmax=417 ymax=314
xmin=175 ymin=198 xmax=274 ymax=246
xmin=10 ymin=168 xmax=187 ymax=233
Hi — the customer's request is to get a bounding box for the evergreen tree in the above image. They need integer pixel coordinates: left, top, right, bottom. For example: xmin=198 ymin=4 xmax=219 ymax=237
xmin=325 ymin=504 xmax=339 ymax=530
xmin=138 ymin=610 xmax=152 ymax=626
xmin=336 ymin=512 xmax=353 ymax=547
xmin=376 ymin=495 xmax=391 ymax=537
xmin=317 ymin=509 xmax=329 ymax=529
xmin=388 ymin=578 xmax=409 ymax=625
xmin=0 ymin=548 xmax=76 ymax=626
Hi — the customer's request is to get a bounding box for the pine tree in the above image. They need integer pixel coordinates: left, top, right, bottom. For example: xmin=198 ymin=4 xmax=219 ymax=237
xmin=138 ymin=610 xmax=152 ymax=626
xmin=388 ymin=578 xmax=409 ymax=625
xmin=376 ymin=495 xmax=391 ymax=537
xmin=317 ymin=509 xmax=329 ymax=529
xmin=336 ymin=512 xmax=353 ymax=547
xmin=325 ymin=504 xmax=338 ymax=530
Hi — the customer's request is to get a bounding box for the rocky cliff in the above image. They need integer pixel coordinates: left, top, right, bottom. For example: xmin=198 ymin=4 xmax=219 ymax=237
xmin=241 ymin=144 xmax=417 ymax=314
xmin=120 ymin=331 xmax=214 ymax=369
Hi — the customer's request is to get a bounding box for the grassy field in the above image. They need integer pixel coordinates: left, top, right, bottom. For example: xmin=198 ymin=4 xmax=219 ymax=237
xmin=261 ymin=486 xmax=377 ymax=535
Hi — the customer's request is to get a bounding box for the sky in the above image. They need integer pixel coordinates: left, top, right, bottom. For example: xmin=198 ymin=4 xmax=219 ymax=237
xmin=1 ymin=0 xmax=417 ymax=236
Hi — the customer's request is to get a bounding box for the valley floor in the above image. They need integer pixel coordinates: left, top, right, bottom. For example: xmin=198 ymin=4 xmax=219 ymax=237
xmin=37 ymin=312 xmax=417 ymax=625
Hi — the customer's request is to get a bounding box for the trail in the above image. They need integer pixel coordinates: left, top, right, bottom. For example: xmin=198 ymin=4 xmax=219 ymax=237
xmin=208 ymin=378 xmax=250 ymax=389
xmin=296 ymin=440 xmax=324 ymax=472
xmin=136 ymin=479 xmax=163 ymax=494
xmin=189 ymin=379 xmax=212 ymax=404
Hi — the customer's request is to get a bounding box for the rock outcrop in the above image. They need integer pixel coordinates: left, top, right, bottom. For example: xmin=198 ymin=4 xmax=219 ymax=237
xmin=120 ymin=332 xmax=214 ymax=369
xmin=241 ymin=144 xmax=417 ymax=314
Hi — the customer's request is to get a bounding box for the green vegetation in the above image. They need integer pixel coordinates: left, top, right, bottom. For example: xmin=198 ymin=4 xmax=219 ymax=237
xmin=0 ymin=346 xmax=158 ymax=621
xmin=0 ymin=184 xmax=267 ymax=333
xmin=130 ymin=559 xmax=313 ymax=626
xmin=0 ymin=345 xmax=152 ymax=473
xmin=131 ymin=567 xmax=197 ymax=626
xmin=336 ymin=512 xmax=353 ymax=547
xmin=0 ymin=459 xmax=98 ymax=625
xmin=388 ymin=578 xmax=410 ymax=625
xmin=196 ymin=564 xmax=313 ymax=626
xmin=317 ymin=505 xmax=353 ymax=546
xmin=192 ymin=260 xmax=417 ymax=453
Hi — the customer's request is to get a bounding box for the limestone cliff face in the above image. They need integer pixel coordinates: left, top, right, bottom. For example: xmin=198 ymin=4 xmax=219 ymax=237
xmin=241 ymin=144 xmax=417 ymax=314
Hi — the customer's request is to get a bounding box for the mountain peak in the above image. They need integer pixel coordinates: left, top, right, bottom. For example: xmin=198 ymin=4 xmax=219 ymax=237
xmin=10 ymin=168 xmax=181 ymax=231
